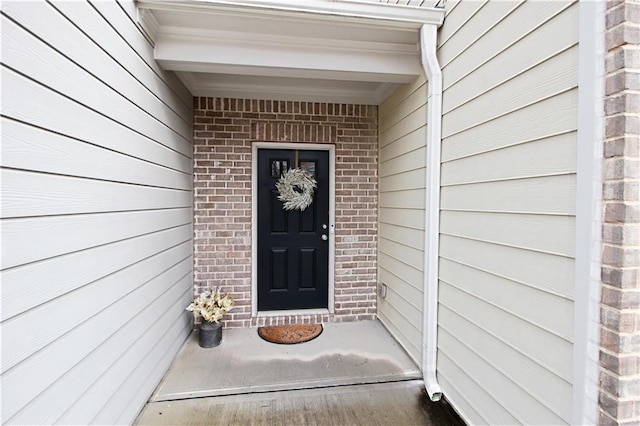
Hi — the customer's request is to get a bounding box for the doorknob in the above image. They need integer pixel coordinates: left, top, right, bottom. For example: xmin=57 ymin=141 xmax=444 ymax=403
xmin=321 ymin=234 xmax=328 ymax=241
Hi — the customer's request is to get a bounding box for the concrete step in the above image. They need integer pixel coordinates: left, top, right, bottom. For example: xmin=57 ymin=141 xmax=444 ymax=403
xmin=151 ymin=321 xmax=422 ymax=402
xmin=136 ymin=380 xmax=465 ymax=426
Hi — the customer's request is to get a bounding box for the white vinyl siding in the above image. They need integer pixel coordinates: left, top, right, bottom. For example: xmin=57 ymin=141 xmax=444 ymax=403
xmin=437 ymin=1 xmax=578 ymax=424
xmin=375 ymin=0 xmax=431 ymax=6
xmin=378 ymin=76 xmax=428 ymax=363
xmin=1 ymin=1 xmax=193 ymax=424
xmin=378 ymin=0 xmax=578 ymax=423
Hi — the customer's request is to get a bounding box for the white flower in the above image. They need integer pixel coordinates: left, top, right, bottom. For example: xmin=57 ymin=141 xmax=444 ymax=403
xmin=186 ymin=287 xmax=234 ymax=323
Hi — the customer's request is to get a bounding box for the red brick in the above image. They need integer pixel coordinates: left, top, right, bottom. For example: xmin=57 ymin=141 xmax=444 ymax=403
xmin=601 ymin=4 xmax=640 ymax=423
xmin=193 ymin=97 xmax=377 ymax=328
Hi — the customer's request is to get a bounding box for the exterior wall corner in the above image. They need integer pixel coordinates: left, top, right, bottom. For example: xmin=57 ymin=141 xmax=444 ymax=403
xmin=599 ymin=1 xmax=640 ymax=424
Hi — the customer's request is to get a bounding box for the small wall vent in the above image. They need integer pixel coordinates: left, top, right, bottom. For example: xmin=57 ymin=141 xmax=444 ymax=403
xmin=378 ymin=282 xmax=387 ymax=298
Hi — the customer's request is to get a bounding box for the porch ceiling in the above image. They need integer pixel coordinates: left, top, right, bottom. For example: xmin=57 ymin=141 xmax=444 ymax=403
xmin=137 ymin=0 xmax=445 ymax=104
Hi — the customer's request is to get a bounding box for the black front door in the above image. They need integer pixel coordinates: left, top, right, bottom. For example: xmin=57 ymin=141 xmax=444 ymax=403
xmin=257 ymin=148 xmax=330 ymax=311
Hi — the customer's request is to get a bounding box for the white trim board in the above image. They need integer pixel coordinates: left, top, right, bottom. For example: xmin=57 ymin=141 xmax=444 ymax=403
xmin=572 ymin=0 xmax=605 ymax=424
xmin=137 ymin=0 xmax=446 ymax=32
xmin=136 ymin=0 xmax=444 ymax=104
xmin=251 ymin=142 xmax=336 ymax=317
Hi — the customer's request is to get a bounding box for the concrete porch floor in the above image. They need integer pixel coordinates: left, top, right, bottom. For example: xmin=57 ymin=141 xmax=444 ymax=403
xmin=134 ymin=320 xmax=464 ymax=425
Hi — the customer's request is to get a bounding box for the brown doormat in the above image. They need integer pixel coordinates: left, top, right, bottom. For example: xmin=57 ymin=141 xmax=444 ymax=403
xmin=258 ymin=324 xmax=323 ymax=344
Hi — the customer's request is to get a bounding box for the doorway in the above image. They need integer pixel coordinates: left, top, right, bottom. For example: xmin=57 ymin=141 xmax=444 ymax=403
xmin=252 ymin=143 xmax=335 ymax=314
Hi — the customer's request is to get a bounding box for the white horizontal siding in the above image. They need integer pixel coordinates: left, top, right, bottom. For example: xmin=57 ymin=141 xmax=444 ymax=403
xmin=2 ymin=208 xmax=192 ymax=270
xmin=438 ymin=324 xmax=567 ymax=425
xmin=440 ymin=235 xmax=574 ymax=299
xmin=442 ymin=2 xmax=578 ymax=118
xmin=440 ymin=211 xmax=575 ymax=257
xmin=442 ymin=89 xmax=578 ymax=162
xmin=380 ymin=237 xmax=424 ymax=272
xmin=440 ymin=174 xmax=576 ymax=215
xmin=377 ymin=75 xmax=427 ymax=364
xmin=1 ymin=169 xmax=192 ymax=218
xmin=441 ymin=1 xmax=575 ymax=90
xmin=442 ymin=46 xmax=578 ymax=137
xmin=3 ymin=254 xmax=192 ymax=422
xmin=436 ymin=1 xmax=578 ymax=424
xmin=0 ymin=1 xmax=193 ymax=424
xmin=375 ymin=0 xmax=429 ymax=7
xmin=379 ymin=222 xmax=424 ymax=250
xmin=380 ymin=126 xmax=426 ymax=163
xmin=438 ymin=1 xmax=521 ymax=69
xmin=437 ymin=356 xmax=518 ymax=425
xmin=439 ymin=283 xmax=573 ymax=387
xmin=2 ymin=119 xmax=192 ymax=191
xmin=2 ymin=64 xmax=192 ymax=173
xmin=378 ymin=253 xmax=424 ymax=292
xmin=437 ymin=1 xmax=486 ymax=50
xmin=379 ymin=207 xmax=424 ymax=229
xmin=1 ymin=226 xmax=191 ymax=323
xmin=441 ymin=132 xmax=577 ymax=186
xmin=439 ymin=259 xmax=573 ymax=341
xmin=1 ymin=6 xmax=191 ymax=156
xmin=86 ymin=0 xmax=193 ymax=108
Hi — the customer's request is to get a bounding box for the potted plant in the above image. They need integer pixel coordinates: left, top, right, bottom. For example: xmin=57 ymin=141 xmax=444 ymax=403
xmin=186 ymin=287 xmax=234 ymax=348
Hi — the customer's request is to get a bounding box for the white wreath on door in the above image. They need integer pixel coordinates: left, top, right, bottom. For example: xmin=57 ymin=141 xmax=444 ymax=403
xmin=276 ymin=168 xmax=317 ymax=211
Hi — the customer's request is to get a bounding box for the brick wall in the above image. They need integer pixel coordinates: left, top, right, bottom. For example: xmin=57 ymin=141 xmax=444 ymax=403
xmin=600 ymin=1 xmax=640 ymax=424
xmin=193 ymin=97 xmax=378 ymax=328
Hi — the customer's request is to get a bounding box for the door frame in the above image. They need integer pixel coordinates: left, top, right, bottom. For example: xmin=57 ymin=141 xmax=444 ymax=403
xmin=251 ymin=142 xmax=336 ymax=317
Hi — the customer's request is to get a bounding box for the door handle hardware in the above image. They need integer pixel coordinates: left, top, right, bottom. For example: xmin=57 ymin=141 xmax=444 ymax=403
xmin=321 ymin=234 xmax=328 ymax=241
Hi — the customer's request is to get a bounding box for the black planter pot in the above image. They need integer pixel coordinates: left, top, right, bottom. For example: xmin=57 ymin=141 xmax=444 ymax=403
xmin=199 ymin=321 xmax=222 ymax=348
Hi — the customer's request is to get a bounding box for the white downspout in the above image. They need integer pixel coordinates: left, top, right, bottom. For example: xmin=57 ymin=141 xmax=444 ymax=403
xmin=420 ymin=24 xmax=443 ymax=402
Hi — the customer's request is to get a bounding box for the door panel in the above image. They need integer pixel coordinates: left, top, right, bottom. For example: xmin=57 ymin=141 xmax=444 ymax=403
xmin=257 ymin=148 xmax=329 ymax=311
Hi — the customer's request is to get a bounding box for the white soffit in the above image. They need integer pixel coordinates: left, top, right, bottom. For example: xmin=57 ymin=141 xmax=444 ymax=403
xmin=137 ymin=0 xmax=445 ymax=104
